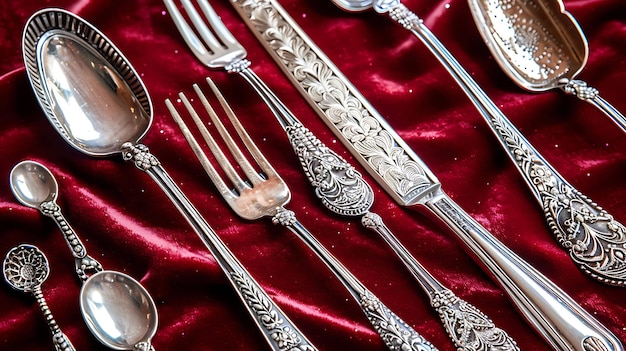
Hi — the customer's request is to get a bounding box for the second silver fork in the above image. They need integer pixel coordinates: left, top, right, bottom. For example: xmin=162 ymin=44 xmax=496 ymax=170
xmin=167 ymin=78 xmax=438 ymax=351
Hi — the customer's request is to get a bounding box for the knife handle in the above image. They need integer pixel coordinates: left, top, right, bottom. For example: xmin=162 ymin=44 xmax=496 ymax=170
xmin=425 ymin=190 xmax=622 ymax=351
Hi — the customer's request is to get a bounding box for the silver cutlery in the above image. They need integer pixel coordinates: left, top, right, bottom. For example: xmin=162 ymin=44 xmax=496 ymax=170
xmin=324 ymin=0 xmax=626 ymax=286
xmin=166 ymin=78 xmax=437 ymax=351
xmin=467 ymin=0 xmax=626 ymax=132
xmin=228 ymin=1 xmax=624 ymax=350
xmin=3 ymin=244 xmax=76 ymax=351
xmin=10 ymin=160 xmax=159 ymax=351
xmin=22 ymin=8 xmax=315 ymax=351
xmin=162 ymin=2 xmax=516 ymax=348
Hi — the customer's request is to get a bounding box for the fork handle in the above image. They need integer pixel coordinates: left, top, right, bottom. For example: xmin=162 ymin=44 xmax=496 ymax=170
xmin=361 ymin=212 xmax=519 ymax=351
xmin=121 ymin=142 xmax=317 ymax=351
xmin=235 ymin=66 xmax=299 ymax=129
xmin=271 ymin=207 xmax=437 ymax=351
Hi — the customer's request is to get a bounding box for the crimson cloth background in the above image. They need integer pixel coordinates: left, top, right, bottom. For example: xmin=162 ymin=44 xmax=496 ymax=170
xmin=1 ymin=0 xmax=625 ymax=350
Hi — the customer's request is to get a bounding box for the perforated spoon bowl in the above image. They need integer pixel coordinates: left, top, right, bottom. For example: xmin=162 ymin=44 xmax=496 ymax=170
xmin=467 ymin=0 xmax=626 ymax=132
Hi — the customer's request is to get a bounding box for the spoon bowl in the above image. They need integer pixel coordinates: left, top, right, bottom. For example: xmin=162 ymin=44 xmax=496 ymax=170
xmin=23 ymin=9 xmax=152 ymax=157
xmin=10 ymin=160 xmax=59 ymax=208
xmin=9 ymin=161 xmax=158 ymax=351
xmin=467 ymin=0 xmax=626 ymax=131
xmin=3 ymin=244 xmax=76 ymax=351
xmin=81 ymin=271 xmax=158 ymax=351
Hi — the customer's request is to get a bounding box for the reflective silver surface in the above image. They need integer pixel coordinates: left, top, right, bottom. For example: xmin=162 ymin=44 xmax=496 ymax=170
xmin=10 ymin=160 xmax=57 ymax=208
xmin=23 ymin=9 xmax=313 ymax=351
xmin=229 ymin=1 xmax=624 ymax=350
xmin=81 ymin=271 xmax=158 ymax=351
xmin=467 ymin=0 xmax=626 ymax=131
xmin=9 ymin=160 xmax=158 ymax=351
xmin=35 ymin=31 xmax=151 ymax=156
xmin=3 ymin=244 xmax=76 ymax=351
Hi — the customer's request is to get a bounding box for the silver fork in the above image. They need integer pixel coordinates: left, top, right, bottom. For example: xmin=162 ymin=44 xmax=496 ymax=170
xmin=166 ymin=78 xmax=438 ymax=351
xmin=162 ymin=2 xmax=517 ymax=349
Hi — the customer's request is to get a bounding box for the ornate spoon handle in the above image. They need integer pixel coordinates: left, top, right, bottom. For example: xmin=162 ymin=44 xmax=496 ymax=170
xmin=121 ymin=142 xmax=317 ymax=351
xmin=383 ymin=3 xmax=626 ymax=286
xmin=39 ymin=201 xmax=103 ymax=281
xmin=33 ymin=286 xmax=76 ymax=351
xmin=562 ymin=79 xmax=626 ymax=133
xmin=272 ymin=208 xmax=437 ymax=351
xmin=362 ymin=212 xmax=518 ymax=350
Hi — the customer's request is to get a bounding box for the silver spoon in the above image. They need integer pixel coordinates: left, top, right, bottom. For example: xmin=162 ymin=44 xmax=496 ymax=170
xmin=10 ymin=160 xmax=158 ymax=351
xmin=21 ymin=8 xmax=315 ymax=351
xmin=3 ymin=244 xmax=76 ymax=351
xmin=467 ymin=0 xmax=626 ymax=132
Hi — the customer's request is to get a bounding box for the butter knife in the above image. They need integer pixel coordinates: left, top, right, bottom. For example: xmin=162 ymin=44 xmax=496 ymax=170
xmin=228 ymin=1 xmax=623 ymax=350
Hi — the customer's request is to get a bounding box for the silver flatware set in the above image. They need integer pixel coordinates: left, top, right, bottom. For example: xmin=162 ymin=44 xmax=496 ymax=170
xmin=3 ymin=0 xmax=625 ymax=350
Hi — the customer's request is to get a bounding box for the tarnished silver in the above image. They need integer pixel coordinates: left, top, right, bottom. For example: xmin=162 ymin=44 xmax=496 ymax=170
xmin=332 ymin=0 xmax=626 ymax=287
xmin=21 ymin=8 xmax=314 ymax=351
xmin=228 ymin=1 xmax=625 ymax=350
xmin=166 ymin=79 xmax=437 ymax=351
xmin=9 ymin=160 xmax=158 ymax=351
xmin=467 ymin=0 xmax=626 ymax=132
xmin=3 ymin=244 xmax=76 ymax=351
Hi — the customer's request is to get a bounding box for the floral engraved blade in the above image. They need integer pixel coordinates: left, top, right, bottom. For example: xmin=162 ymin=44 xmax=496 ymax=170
xmin=232 ymin=0 xmax=440 ymax=206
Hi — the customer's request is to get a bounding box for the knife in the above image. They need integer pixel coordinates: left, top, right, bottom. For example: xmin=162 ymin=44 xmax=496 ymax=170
xmin=228 ymin=1 xmax=623 ymax=350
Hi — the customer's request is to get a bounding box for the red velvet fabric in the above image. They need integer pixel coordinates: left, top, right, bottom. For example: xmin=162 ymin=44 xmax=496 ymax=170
xmin=1 ymin=0 xmax=625 ymax=350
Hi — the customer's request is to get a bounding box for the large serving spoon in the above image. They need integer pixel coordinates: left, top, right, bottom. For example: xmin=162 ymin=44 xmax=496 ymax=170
xmin=21 ymin=8 xmax=316 ymax=351
xmin=10 ymin=160 xmax=158 ymax=351
xmin=467 ymin=0 xmax=626 ymax=132
xmin=3 ymin=244 xmax=76 ymax=351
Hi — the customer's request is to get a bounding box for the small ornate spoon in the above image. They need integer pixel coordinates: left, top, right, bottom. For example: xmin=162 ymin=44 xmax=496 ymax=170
xmin=10 ymin=160 xmax=158 ymax=351
xmin=3 ymin=244 xmax=76 ymax=351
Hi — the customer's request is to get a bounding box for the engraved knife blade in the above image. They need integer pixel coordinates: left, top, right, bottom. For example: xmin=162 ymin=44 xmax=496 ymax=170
xmin=228 ymin=1 xmax=624 ymax=350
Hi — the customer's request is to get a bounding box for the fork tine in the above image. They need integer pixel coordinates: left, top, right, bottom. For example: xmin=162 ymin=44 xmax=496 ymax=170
xmin=163 ymin=0 xmax=211 ymax=60
xmin=197 ymin=80 xmax=267 ymax=185
xmin=166 ymin=92 xmax=246 ymax=199
xmin=180 ymin=0 xmax=224 ymax=51
xmin=204 ymin=78 xmax=280 ymax=182
xmin=195 ymin=0 xmax=241 ymax=48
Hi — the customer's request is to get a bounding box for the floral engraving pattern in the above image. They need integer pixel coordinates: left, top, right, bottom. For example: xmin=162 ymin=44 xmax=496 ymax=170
xmin=492 ymin=110 xmax=626 ymax=286
xmin=359 ymin=291 xmax=437 ymax=351
xmin=233 ymin=0 xmax=436 ymax=203
xmin=431 ymin=290 xmax=519 ymax=350
xmin=231 ymin=270 xmax=316 ymax=351
xmin=286 ymin=123 xmax=374 ymax=216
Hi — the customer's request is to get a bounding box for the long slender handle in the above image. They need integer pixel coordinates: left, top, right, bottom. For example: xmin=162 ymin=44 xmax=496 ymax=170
xmin=272 ymin=207 xmax=437 ymax=351
xmin=385 ymin=4 xmax=626 ymax=286
xmin=562 ymin=79 xmax=626 ymax=133
xmin=424 ymin=190 xmax=623 ymax=351
xmin=120 ymin=142 xmax=317 ymax=351
xmin=39 ymin=201 xmax=103 ymax=281
xmin=361 ymin=211 xmax=519 ymax=351
xmin=33 ymin=287 xmax=76 ymax=351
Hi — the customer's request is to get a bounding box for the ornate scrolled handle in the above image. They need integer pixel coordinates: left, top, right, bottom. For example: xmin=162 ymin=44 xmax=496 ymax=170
xmin=426 ymin=191 xmax=623 ymax=351
xmin=39 ymin=201 xmax=103 ymax=281
xmin=385 ymin=3 xmax=626 ymax=286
